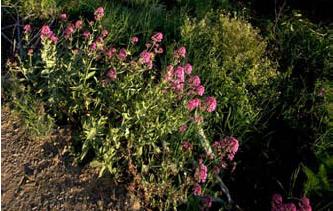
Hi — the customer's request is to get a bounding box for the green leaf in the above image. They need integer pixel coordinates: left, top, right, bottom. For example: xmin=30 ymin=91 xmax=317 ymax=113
xmin=85 ymin=71 xmax=96 ymax=80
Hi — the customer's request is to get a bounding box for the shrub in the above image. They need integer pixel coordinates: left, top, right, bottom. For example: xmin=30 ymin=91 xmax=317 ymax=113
xmin=8 ymin=8 xmax=240 ymax=209
xmin=181 ymin=11 xmax=278 ymax=139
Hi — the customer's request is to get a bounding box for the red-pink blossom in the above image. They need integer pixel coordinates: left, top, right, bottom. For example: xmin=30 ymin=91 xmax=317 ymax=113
xmin=107 ymin=68 xmax=117 ymax=80
xmin=90 ymin=42 xmax=97 ymax=51
xmin=106 ymin=48 xmax=116 ymax=58
xmin=196 ymin=85 xmax=205 ymax=96
xmin=193 ymin=184 xmax=202 ymax=196
xmin=27 ymin=48 xmax=33 ymax=56
xmin=187 ymin=98 xmax=201 ymax=111
xmin=283 ymin=203 xmax=297 ymax=211
xmin=164 ymin=65 xmax=174 ymax=82
xmin=189 ymin=75 xmax=201 ymax=87
xmin=221 ymin=137 xmax=239 ymax=161
xmin=184 ymin=63 xmax=192 ymax=75
xmin=205 ymin=96 xmax=217 ymax=112
xmin=131 ymin=36 xmax=139 ymax=44
xmin=151 ymin=32 xmax=163 ymax=42
xmin=176 ymin=47 xmax=186 ymax=58
xmin=175 ymin=66 xmax=185 ymax=82
xmin=94 ymin=7 xmax=105 ymax=20
xmin=118 ymin=48 xmax=127 ymax=60
xmin=140 ymin=50 xmax=151 ymax=64
xmin=272 ymin=193 xmax=283 ymax=211
xmin=202 ymin=196 xmax=212 ymax=208
xmin=182 ymin=140 xmax=192 ymax=151
xmin=195 ymin=159 xmax=208 ymax=183
xmin=194 ymin=115 xmax=203 ymax=124
xmin=59 ymin=13 xmax=67 ymax=21
xmin=83 ymin=31 xmax=91 ymax=39
xmin=101 ymin=29 xmax=109 ymax=38
xmin=75 ymin=20 xmax=83 ymax=29
xmin=179 ymin=124 xmax=188 ymax=133
xmin=299 ymin=197 xmax=312 ymax=211
xmin=64 ymin=24 xmax=75 ymax=39
xmin=41 ymin=25 xmax=52 ymax=39
xmin=50 ymin=34 xmax=58 ymax=44
xmin=24 ymin=24 xmax=31 ymax=34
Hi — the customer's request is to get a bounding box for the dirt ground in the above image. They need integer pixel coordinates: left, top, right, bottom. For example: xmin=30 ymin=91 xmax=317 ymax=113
xmin=1 ymin=107 xmax=136 ymax=211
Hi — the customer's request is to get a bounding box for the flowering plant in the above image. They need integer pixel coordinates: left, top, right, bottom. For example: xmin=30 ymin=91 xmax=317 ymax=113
xmin=8 ymin=7 xmax=239 ymax=209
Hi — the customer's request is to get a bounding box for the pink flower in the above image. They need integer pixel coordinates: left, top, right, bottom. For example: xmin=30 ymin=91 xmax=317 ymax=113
xmin=202 ymin=196 xmax=212 ymax=208
xmin=194 ymin=114 xmax=203 ymax=124
xmin=151 ymin=32 xmax=163 ymax=42
xmin=107 ymin=68 xmax=117 ymax=80
xmin=193 ymin=184 xmax=202 ymax=196
xmin=196 ymin=85 xmax=205 ymax=96
xmin=94 ymin=7 xmax=105 ymax=20
xmin=164 ymin=65 xmax=174 ymax=82
xmin=106 ymin=48 xmax=116 ymax=58
xmin=27 ymin=48 xmax=33 ymax=56
xmin=272 ymin=194 xmax=283 ymax=211
xmin=83 ymin=31 xmax=91 ymax=39
xmin=59 ymin=13 xmax=67 ymax=21
xmin=101 ymin=29 xmax=108 ymax=38
xmin=173 ymin=81 xmax=184 ymax=93
xmin=205 ymin=96 xmax=217 ymax=112
xmin=189 ymin=75 xmax=201 ymax=87
xmin=131 ymin=36 xmax=139 ymax=44
xmin=187 ymin=98 xmax=201 ymax=111
xmin=283 ymin=203 xmax=296 ymax=211
xmin=154 ymin=47 xmax=164 ymax=54
xmin=24 ymin=24 xmax=31 ymax=34
xmin=299 ymin=197 xmax=312 ymax=211
xmin=195 ymin=159 xmax=208 ymax=183
xmin=90 ymin=42 xmax=97 ymax=51
xmin=50 ymin=34 xmax=58 ymax=44
xmin=182 ymin=140 xmax=192 ymax=151
xmin=41 ymin=25 xmax=52 ymax=39
xmin=184 ymin=63 xmax=192 ymax=75
xmin=75 ymin=20 xmax=83 ymax=29
xmin=176 ymin=47 xmax=186 ymax=58
xmin=118 ymin=48 xmax=127 ymax=60
xmin=179 ymin=124 xmax=188 ymax=133
xmin=221 ymin=137 xmax=239 ymax=161
xmin=140 ymin=50 xmax=151 ymax=64
xmin=175 ymin=66 xmax=185 ymax=82
xmin=64 ymin=24 xmax=75 ymax=39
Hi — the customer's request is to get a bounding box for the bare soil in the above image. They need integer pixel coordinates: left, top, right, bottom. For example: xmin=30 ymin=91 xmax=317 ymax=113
xmin=1 ymin=107 xmax=137 ymax=210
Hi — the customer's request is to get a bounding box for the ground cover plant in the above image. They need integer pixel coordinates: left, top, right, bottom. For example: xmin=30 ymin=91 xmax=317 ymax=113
xmin=1 ymin=0 xmax=332 ymax=210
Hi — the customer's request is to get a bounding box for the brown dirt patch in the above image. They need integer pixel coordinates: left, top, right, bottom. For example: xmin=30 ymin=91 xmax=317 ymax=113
xmin=1 ymin=106 xmax=138 ymax=210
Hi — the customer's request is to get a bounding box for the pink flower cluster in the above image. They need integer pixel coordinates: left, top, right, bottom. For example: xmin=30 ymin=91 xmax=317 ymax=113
xmin=193 ymin=184 xmax=202 ymax=196
xmin=59 ymin=13 xmax=67 ymax=21
xmin=40 ymin=25 xmax=58 ymax=44
xmin=174 ymin=46 xmax=186 ymax=58
xmin=194 ymin=159 xmax=208 ymax=183
xmin=272 ymin=194 xmax=312 ymax=211
xmin=64 ymin=23 xmax=75 ymax=39
xmin=151 ymin=32 xmax=163 ymax=42
xmin=24 ymin=24 xmax=31 ymax=34
xmin=131 ymin=36 xmax=139 ymax=44
xmin=202 ymin=196 xmax=212 ymax=208
xmin=106 ymin=68 xmax=117 ymax=81
xmin=94 ymin=7 xmax=104 ymax=21
xmin=182 ymin=140 xmax=192 ymax=151
xmin=213 ymin=137 xmax=239 ymax=161
xmin=140 ymin=50 xmax=152 ymax=68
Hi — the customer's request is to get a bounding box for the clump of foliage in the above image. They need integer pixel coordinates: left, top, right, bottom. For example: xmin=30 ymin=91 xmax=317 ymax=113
xmin=7 ymin=7 xmax=242 ymax=210
xmin=181 ymin=11 xmax=278 ymax=139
